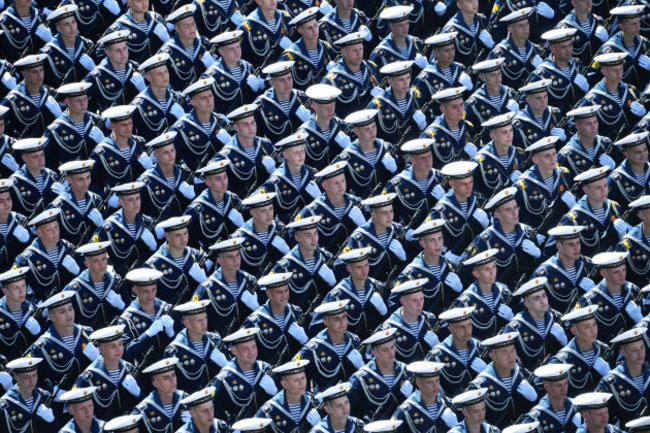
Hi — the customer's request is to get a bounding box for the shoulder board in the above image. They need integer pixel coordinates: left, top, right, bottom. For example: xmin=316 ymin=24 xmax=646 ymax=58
xmin=622 ymin=239 xmax=632 ymax=250
xmin=518 ymin=180 xmax=526 ymax=189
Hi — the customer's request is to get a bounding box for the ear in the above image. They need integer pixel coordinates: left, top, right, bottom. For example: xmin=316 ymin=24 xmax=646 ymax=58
xmin=488 ymin=350 xmax=495 ymax=362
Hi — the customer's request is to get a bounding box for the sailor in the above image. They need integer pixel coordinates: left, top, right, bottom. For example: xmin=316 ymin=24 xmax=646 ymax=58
xmin=59 ymin=386 xmax=105 ymax=433
xmin=440 ymin=0 xmax=492 ymax=66
xmin=0 ymin=267 xmax=40 ymax=360
xmin=555 ymin=0 xmax=608 ymax=65
xmin=0 ymin=0 xmax=52 ymax=63
xmin=0 ymin=108 xmax=18 ymax=179
xmin=369 ymin=6 xmax=426 ymax=73
xmin=191 ymin=0 xmax=243 ymax=39
xmin=448 ymin=388 xmax=500 ymax=433
xmin=0 ymin=179 xmax=30 ymax=271
xmin=177 ymin=386 xmax=229 ymax=433
xmin=318 ymin=0 xmax=370 ymax=53
xmin=238 ymin=0 xmax=292 ymax=68
xmin=572 ymin=392 xmax=621 ymax=433
xmin=310 ymin=382 xmax=365 ymax=433
xmin=617 ymin=195 xmax=650 ymax=287
xmin=608 ymin=131 xmax=650 ymax=211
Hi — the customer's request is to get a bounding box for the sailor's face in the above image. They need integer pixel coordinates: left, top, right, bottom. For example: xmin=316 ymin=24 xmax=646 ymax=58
xmin=218 ymin=42 xmax=242 ymax=64
xmin=119 ymin=192 xmax=142 ymax=214
xmin=624 ymin=142 xmax=649 ymax=165
xmin=190 ymin=89 xmax=215 ymax=113
xmin=2 ymin=279 xmax=27 ymax=304
xmin=0 ymin=191 xmax=12 ymax=216
xmin=543 ymin=377 xmax=568 ymax=400
xmin=56 ymin=16 xmax=78 ymax=39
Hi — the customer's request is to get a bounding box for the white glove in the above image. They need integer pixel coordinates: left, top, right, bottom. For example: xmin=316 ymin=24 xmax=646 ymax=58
xmin=370 ymin=87 xmax=383 ymax=97
xmin=289 ymin=322 xmax=309 ymax=344
xmin=83 ymin=342 xmax=100 ymax=361
xmin=464 ymin=142 xmax=478 ymax=158
xmin=478 ymin=30 xmax=494 ymax=49
xmin=213 ymin=129 xmax=231 ymax=146
xmin=279 ymin=36 xmax=292 ymax=50
xmin=318 ymin=0 xmax=333 ymax=15
xmin=141 ymin=228 xmax=157 ymax=251
xmin=405 ymin=229 xmax=416 ymax=242
xmin=531 ymin=55 xmax=543 ymax=68
xmin=170 ymin=103 xmax=185 ymax=119
xmin=550 ymin=127 xmax=566 ymax=141
xmin=1 ymin=72 xmax=16 ymax=90
xmin=497 ymin=303 xmax=514 ymax=320
xmin=573 ymin=413 xmax=582 ymax=428
xmin=535 ymin=1 xmax=554 ymax=18
xmin=160 ymin=314 xmax=174 ymax=336
xmin=130 ymin=72 xmax=146 ymax=91
xmin=370 ymin=292 xmax=387 ymax=315
xmin=349 ymin=207 xmax=366 ymax=226
xmin=36 ymin=404 xmax=54 ymax=422
xmin=575 ymin=74 xmax=589 ymax=92
xmin=413 ymin=109 xmax=427 ymax=130
xmin=301 ymin=180 xmax=320 ymax=200
xmin=296 ymin=105 xmax=311 ymax=122
xmin=444 ymin=250 xmax=460 ymax=265
xmin=400 ymin=380 xmax=414 ymax=397
xmin=246 ymin=74 xmax=264 ymax=92
xmin=472 ymin=208 xmax=489 ymax=228
xmin=88 ymin=208 xmax=104 ymax=227
xmin=510 ymin=169 xmax=522 ymax=183
xmin=78 ymin=53 xmax=96 ymax=72
xmin=389 ymin=239 xmax=407 ymax=261
xmin=598 ymin=154 xmax=616 ymax=170
xmin=631 ymin=101 xmax=647 ymax=117
xmin=181 ymin=410 xmax=191 ymax=423
xmin=0 ymin=372 xmax=11 ymax=390
xmin=318 ymin=265 xmax=336 ymax=286
xmin=625 ymin=301 xmax=644 ymax=322
xmin=639 ymin=55 xmax=650 ymax=71
xmin=154 ymin=23 xmax=170 ymax=43
xmin=35 ymin=24 xmax=53 ymax=43
xmin=471 ymin=356 xmax=488 ymax=373
xmin=613 ymin=218 xmax=628 ymax=238
xmin=522 ymin=239 xmax=541 ymax=258
xmin=145 ymin=319 xmax=164 ymax=337
xmin=52 ymin=182 xmax=66 ymax=195
xmin=53 ymin=388 xmax=66 ymax=402
xmin=593 ymin=357 xmax=611 ymax=376
xmin=103 ymin=0 xmax=120 ymax=15
xmin=45 ymin=95 xmax=62 ymax=117
xmin=122 ymin=375 xmax=141 ymax=397
xmin=382 ymin=153 xmax=397 ymax=173
xmin=550 ymin=323 xmax=568 ymax=345
xmin=271 ymin=236 xmax=290 ymax=254
xmin=231 ymin=10 xmax=245 ymax=26
xmin=307 ymin=408 xmax=321 ymax=426
xmin=434 ymin=2 xmax=447 ymax=15
xmin=431 ymin=184 xmax=445 ymax=200
xmin=105 ymin=193 xmax=119 ymax=210
xmin=359 ymin=25 xmax=372 ymax=41
xmin=154 ymin=226 xmax=164 ymax=239
xmin=335 ymin=131 xmax=351 ymax=148
xmin=414 ymin=53 xmax=428 ymax=69
xmin=445 ymin=272 xmax=463 ymax=293
xmin=260 ymin=374 xmax=278 ymax=395
xmin=506 ymin=99 xmax=519 ymax=113
xmin=209 ymin=348 xmax=228 ymax=367
xmin=561 ymin=191 xmax=576 ymax=208
xmin=424 ymin=331 xmax=439 ymax=348
xmin=12 ymin=225 xmax=29 ymax=243
xmin=459 ymin=72 xmax=473 ymax=91
xmin=138 ymin=153 xmax=153 ymax=170
xmin=179 ymin=181 xmax=195 ymax=200
xmin=201 ymin=53 xmax=215 ymax=68
xmin=228 ymin=208 xmax=245 ymax=226
xmin=62 ymin=255 xmax=80 ymax=274
xmin=88 ymin=126 xmax=105 ymax=144
xmin=347 ymin=349 xmax=364 ymax=368
xmin=579 ymin=277 xmax=595 ymax=291
xmin=326 ymin=62 xmax=336 ymax=71
xmin=24 ymin=316 xmax=41 ymax=335
xmin=262 ymin=156 xmax=276 ymax=174
xmin=517 ymin=381 xmax=538 ymax=401
xmin=595 ymin=25 xmax=608 ymax=42
xmin=240 ymin=290 xmax=260 ymax=311
xmin=536 ymin=234 xmax=546 ymax=245
xmin=106 ymin=290 xmax=126 ymax=310
xmin=189 ymin=262 xmax=208 ymax=283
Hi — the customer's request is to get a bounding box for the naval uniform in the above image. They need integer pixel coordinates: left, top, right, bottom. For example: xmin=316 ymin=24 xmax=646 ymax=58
xmin=595 ymin=362 xmax=650 ymax=426
xmin=201 ymin=58 xmax=259 ymax=115
xmin=39 ymin=33 xmax=94 ymax=88
xmin=488 ymin=34 xmax=542 ymax=89
xmin=158 ymin=35 xmax=212 ymax=90
xmin=472 ymin=141 xmax=527 ymax=197
xmin=0 ymin=83 xmax=58 ymax=139
xmin=556 ymin=10 xmax=605 ymax=65
xmin=60 ymin=417 xmax=105 ymax=433
xmin=616 ymin=223 xmax=650 ymax=288
xmin=527 ymin=56 xmax=586 ymax=112
xmin=514 ymin=165 xmax=573 ymax=228
xmin=46 ymin=189 xmax=103 ymax=244
xmin=132 ymin=389 xmax=189 ymax=433
xmin=279 ymin=38 xmax=336 ymax=90
xmin=138 ymin=163 xmax=194 ymax=222
xmin=426 ymin=335 xmax=485 ymax=397
xmin=232 ymin=218 xmax=290 ymax=278
xmin=452 ymin=283 xmax=512 ymax=340
xmin=0 ymin=5 xmax=47 ymax=63
xmin=0 ymin=211 xmax=30 ymax=272
xmin=83 ymin=58 xmax=141 ymax=113
xmin=320 ymin=60 xmax=381 ymax=119
xmin=376 ymin=308 xmax=439 ymax=363
xmin=0 ymin=297 xmax=38 ymax=360
xmin=547 ymin=338 xmax=611 ymax=397
xmin=412 ymin=61 xmax=468 ymax=118
xmin=504 ymin=309 xmax=566 ymax=369
xmin=256 ymin=390 xmax=319 ymax=433
xmin=418 ymin=116 xmax=475 ymax=170
xmin=596 ymin=32 xmax=650 ymax=90
xmin=318 ymin=7 xmax=368 ymax=54
xmin=259 ymin=161 xmax=318 ymax=224
xmin=608 ymin=159 xmax=650 ymax=211
xmin=465 ymin=84 xmax=517 ymax=144
xmin=368 ymin=34 xmax=424 ymax=73
xmin=9 ymin=165 xmax=59 ymax=218
xmin=64 ymin=269 xmax=124 ymax=328
xmin=118 ymin=298 xmax=174 ymax=364
xmin=89 ymin=135 xmax=148 ymax=197
xmin=557 ymin=134 xmax=613 ymax=179
xmin=101 ymin=10 xmax=167 ymax=64
xmin=522 ymin=395 xmax=579 ymax=433
xmin=130 ymin=86 xmax=185 ymax=142
xmin=512 ymin=105 xmax=564 ymax=151
xmin=580 ymin=79 xmax=641 ymax=139
xmin=391 ymin=390 xmax=454 ymax=433
xmin=367 ymin=86 xmax=423 ymax=145
xmin=297 ymin=114 xmax=350 ymax=170
xmin=345 ymin=220 xmax=405 ymax=280
xmin=183 ymin=189 xmax=242 ymax=251
xmin=254 ymin=88 xmax=309 ymax=145
xmin=309 ymin=415 xmax=364 ymax=433
xmin=332 ymin=139 xmax=394 ymax=197
xmin=0 ymin=385 xmax=53 ymax=433
xmin=441 ymin=10 xmax=489 ymax=66
xmin=43 ymin=110 xmax=105 ymax=170
xmin=239 ymin=7 xmax=291 ymax=68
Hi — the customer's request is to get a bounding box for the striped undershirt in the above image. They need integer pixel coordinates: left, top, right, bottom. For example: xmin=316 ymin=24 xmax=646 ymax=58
xmin=427 ymin=403 xmax=439 ymax=420
xmin=243 ymin=369 xmax=256 ymax=384
xmin=134 ymin=21 xmax=148 ymax=33
xmin=383 ymin=374 xmax=395 ymax=388
xmin=505 ymin=232 xmax=517 ymax=247
xmin=377 ymin=231 xmax=389 ymax=248
xmin=416 ymin=177 xmax=428 ymax=193
xmin=185 ymin=45 xmax=196 ymax=61
xmin=407 ymin=321 xmax=419 ymax=338
xmin=363 ymin=149 xmax=378 ymax=166
xmin=636 ymin=172 xmax=647 ymax=185
xmin=215 ymin=200 xmax=225 ymax=215
xmin=62 ymin=335 xmax=76 ymax=352
xmin=535 ymin=318 xmax=546 ymax=337
xmin=21 ymin=16 xmax=31 ymax=31
xmin=74 ymin=121 xmax=85 ymax=136
xmin=115 ymin=69 xmax=126 ymax=83
xmin=398 ymin=46 xmax=409 ymax=59
xmin=357 ymin=289 xmax=366 ymax=305
xmin=158 ymin=99 xmax=168 ymax=113
xmin=229 ymin=66 xmax=243 ymax=83
xmin=458 ymin=348 xmax=470 ymax=365
xmin=611 ymin=293 xmax=622 ymax=310
xmin=289 ymin=403 xmax=301 ymax=422
xmin=488 ymin=94 xmax=501 ymax=110
xmin=0 ymin=223 xmax=7 ymax=238
xmin=593 ymin=207 xmax=606 ymax=224
xmin=94 ymin=281 xmax=105 ymax=299
xmin=428 ymin=263 xmax=442 ymax=279
xmin=24 ymin=396 xmax=34 ymax=412
xmin=126 ymin=223 xmax=137 ymax=238
xmin=193 ymin=340 xmax=205 ymax=358
xmin=108 ymin=369 xmax=120 ymax=383
xmin=517 ymin=47 xmax=527 ymax=62
xmin=502 ymin=375 xmax=513 ymax=392
xmin=76 ymin=198 xmax=87 ymax=215
xmin=460 ymin=201 xmax=468 ymax=218
xmin=11 ymin=309 xmax=23 ymax=325
xmin=585 ymin=146 xmax=596 ymax=160
xmin=243 ymin=145 xmax=257 ymax=161
xmin=307 ymin=49 xmax=319 ymax=66
xmin=120 ymin=147 xmax=131 ymax=160
xmin=560 ymin=66 xmax=572 ymax=79
xmin=543 ymin=176 xmax=555 ymax=193
xmin=396 ymin=98 xmax=408 ymax=115
xmin=46 ymin=248 xmax=59 ymax=266
xmin=566 ymin=266 xmax=577 ymax=283
xmin=582 ymin=349 xmax=596 ymax=365
xmin=274 ymin=312 xmax=287 ymax=330
xmin=578 ymin=20 xmax=590 ymax=35
xmin=341 ymin=19 xmax=352 ymax=33
xmin=305 ymin=257 xmax=316 ymax=274
xmin=451 ymin=128 xmax=462 ymax=142
xmin=322 ymin=128 xmax=331 ymax=142
xmin=556 ymin=408 xmax=567 ymax=425
xmin=608 ymin=91 xmax=623 ymax=107
xmin=441 ymin=68 xmax=453 ymax=83
xmin=634 ymin=375 xmax=645 ymax=392
xmin=227 ymin=280 xmax=239 ymax=298
xmin=256 ymin=230 xmax=269 ymax=245
xmin=278 ymin=99 xmax=291 ymax=116
xmin=31 ymin=93 xmax=42 ymax=107
xmin=173 ymin=256 xmax=185 ymax=268
xmin=482 ymin=291 xmax=495 ymax=311
xmin=292 ymin=172 xmax=302 ymax=189
xmin=163 ymin=403 xmax=174 ymax=419
xmin=166 ymin=176 xmax=176 ymax=189
xmin=334 ymin=206 xmax=346 ymax=221
xmin=266 ymin=19 xmax=278 ymax=33
xmin=334 ymin=342 xmax=346 ymax=358
xmin=67 ymin=47 xmax=76 ymax=61
xmin=201 ymin=123 xmax=212 ymax=135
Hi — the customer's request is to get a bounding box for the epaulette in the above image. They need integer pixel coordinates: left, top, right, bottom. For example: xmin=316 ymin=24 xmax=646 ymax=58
xmin=475 ymin=154 xmax=484 ymax=162
xmin=622 ymin=239 xmax=632 ymax=250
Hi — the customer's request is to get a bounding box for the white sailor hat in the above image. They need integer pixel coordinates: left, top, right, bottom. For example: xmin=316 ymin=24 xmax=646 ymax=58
xmin=316 ymin=382 xmax=352 ymax=401
xmin=380 ymin=5 xmax=413 ymax=21
xmin=180 ymin=386 xmax=216 ymax=407
xmin=13 ymin=137 xmax=47 ymax=153
xmin=306 ymin=84 xmax=341 ymax=104
xmin=473 ymin=58 xmax=505 ymax=73
xmin=513 ymin=277 xmax=548 ymax=298
xmin=241 ymin=191 xmax=277 ymax=208
xmin=611 ymin=5 xmax=645 ymax=17
xmin=98 ymin=30 xmax=130 ymax=46
xmin=146 ymin=131 xmax=177 ymax=149
xmin=316 ymin=161 xmax=348 ymax=181
xmin=519 ymin=79 xmax=550 ymax=95
xmin=275 ymin=132 xmax=308 ymax=150
xmin=463 ymin=248 xmax=499 ymax=267
xmin=542 ymin=28 xmax=577 ymax=43
xmin=232 ymin=418 xmax=273 ymax=433
xmin=345 ymin=109 xmax=379 ymax=127
xmin=484 ymin=187 xmax=517 ymax=210
xmin=391 ymin=278 xmax=428 ymax=296
xmin=615 ymin=131 xmax=649 ymax=148
xmin=47 ymin=4 xmax=78 ymax=21
xmin=630 ymin=195 xmax=650 ymax=210
xmin=223 ymin=327 xmax=260 ymax=344
xmin=174 ymin=300 xmax=211 ymax=316
xmin=364 ymin=420 xmax=403 ymax=433
xmin=561 ymin=305 xmax=598 ymax=324
xmin=28 ymin=208 xmax=61 ymax=227
xmin=500 ymin=7 xmax=533 ymax=23
xmin=210 ymin=30 xmax=244 ymax=47
xmin=525 ymin=136 xmax=559 ymax=154
xmin=573 ymin=392 xmax=613 ymax=410
xmin=183 ymin=77 xmax=215 ymax=97
xmin=0 ymin=106 xmax=9 ymax=119
xmin=6 ymin=357 xmax=42 ymax=373
xmin=104 ymin=415 xmax=142 ymax=433
xmin=286 ymin=215 xmax=322 ymax=231
xmin=401 ymin=138 xmax=434 ymax=154
xmin=289 ymin=7 xmax=319 ymax=26
xmin=139 ymin=53 xmax=170 ymax=73
xmin=76 ymin=241 xmax=112 ymax=257
xmin=125 ymin=268 xmax=164 ymax=285
xmin=335 ymin=29 xmax=369 ymax=47
xmin=407 ymin=361 xmax=446 ymax=377
xmin=258 ymin=272 xmax=293 ymax=289
xmin=227 ymin=104 xmax=258 ymax=121
xmin=440 ymin=160 xmax=477 ymax=179
xmin=361 ymin=192 xmax=397 ymax=210
xmin=112 ymin=181 xmax=145 ymax=196
xmin=102 ymin=105 xmax=135 ymax=122
xmin=0 ymin=178 xmax=13 ymax=194
xmin=272 ymin=359 xmax=310 ymax=376
xmin=547 ymin=225 xmax=585 ymax=239
xmin=57 ymin=82 xmax=92 ymax=97
xmin=14 ymin=54 xmax=49 ymax=70
xmin=567 ymin=105 xmax=601 ymax=119
xmin=209 ymin=237 xmax=245 ymax=253
xmin=534 ymin=363 xmax=572 ymax=381
xmin=0 ymin=266 xmax=29 ymax=284
xmin=59 ymin=386 xmax=97 ymax=404
xmin=481 ymin=111 xmax=515 ymax=130
xmin=411 ymin=218 xmax=445 ymax=238
xmin=592 ymin=251 xmax=629 ymax=268
xmin=627 ymin=417 xmax=650 ymax=432
xmin=452 ymin=388 xmax=488 ymax=407
xmin=262 ymin=61 xmax=295 ymax=77
xmin=594 ymin=52 xmax=629 ymax=67
xmin=314 ymin=299 xmax=350 ymax=316
xmin=425 ymin=32 xmax=457 ymax=47
xmin=59 ymin=159 xmax=94 ymax=175
xmin=611 ymin=327 xmax=647 ymax=345
xmin=89 ymin=325 xmax=126 ymax=343
xmin=197 ymin=159 xmax=231 ymax=176
xmin=439 ymin=306 xmax=476 ymax=323
xmin=482 ymin=332 xmax=519 ymax=349
xmin=339 ymin=247 xmax=372 ymax=263
xmin=432 ymin=86 xmax=466 ymax=102
xmin=41 ymin=290 xmax=76 ymax=310
xmin=142 ymin=357 xmax=179 ymax=375
xmin=502 ymin=422 xmax=540 ymax=433
xmin=156 ymin=215 xmax=191 ymax=232
xmin=380 ymin=60 xmax=414 ymax=77
xmin=574 ymin=166 xmax=610 ymax=184
xmin=166 ymin=4 xmax=196 ymax=23
xmin=362 ymin=327 xmax=397 ymax=346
